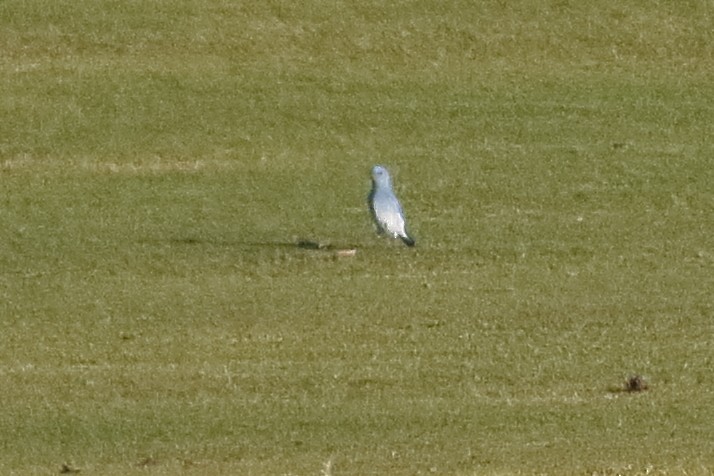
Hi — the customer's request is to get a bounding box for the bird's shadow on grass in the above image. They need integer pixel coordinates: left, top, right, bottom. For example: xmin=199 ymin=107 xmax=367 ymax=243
xmin=141 ymin=236 xmax=360 ymax=251
xmin=166 ymin=237 xmax=296 ymax=248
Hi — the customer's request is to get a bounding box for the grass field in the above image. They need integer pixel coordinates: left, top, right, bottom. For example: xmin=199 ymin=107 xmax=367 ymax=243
xmin=2 ymin=1 xmax=714 ymax=474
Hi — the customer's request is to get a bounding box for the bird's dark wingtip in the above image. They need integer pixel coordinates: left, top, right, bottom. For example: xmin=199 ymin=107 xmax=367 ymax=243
xmin=401 ymin=235 xmax=416 ymax=247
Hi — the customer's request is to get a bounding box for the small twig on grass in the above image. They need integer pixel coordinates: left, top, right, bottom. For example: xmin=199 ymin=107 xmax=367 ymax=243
xmin=321 ymin=457 xmax=334 ymax=476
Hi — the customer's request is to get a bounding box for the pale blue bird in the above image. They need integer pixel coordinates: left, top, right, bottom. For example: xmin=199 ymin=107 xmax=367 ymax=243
xmin=368 ymin=165 xmax=415 ymax=247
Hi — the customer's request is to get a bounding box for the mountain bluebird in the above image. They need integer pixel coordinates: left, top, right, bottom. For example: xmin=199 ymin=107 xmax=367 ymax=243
xmin=368 ymin=165 xmax=415 ymax=247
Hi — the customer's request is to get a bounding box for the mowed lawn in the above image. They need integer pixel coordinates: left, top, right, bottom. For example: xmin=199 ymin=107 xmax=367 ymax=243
xmin=1 ymin=1 xmax=713 ymax=474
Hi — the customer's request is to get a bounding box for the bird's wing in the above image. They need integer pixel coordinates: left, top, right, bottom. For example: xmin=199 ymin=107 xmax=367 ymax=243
xmin=374 ymin=192 xmax=407 ymax=237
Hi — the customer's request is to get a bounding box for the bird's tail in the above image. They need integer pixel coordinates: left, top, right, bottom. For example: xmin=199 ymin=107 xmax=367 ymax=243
xmin=400 ymin=234 xmax=416 ymax=247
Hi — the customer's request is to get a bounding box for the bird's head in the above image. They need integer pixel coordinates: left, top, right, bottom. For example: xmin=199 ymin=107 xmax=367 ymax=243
xmin=371 ymin=165 xmax=392 ymax=187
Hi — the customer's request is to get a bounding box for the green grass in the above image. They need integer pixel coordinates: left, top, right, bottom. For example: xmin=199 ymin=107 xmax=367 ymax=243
xmin=2 ymin=0 xmax=714 ymax=474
